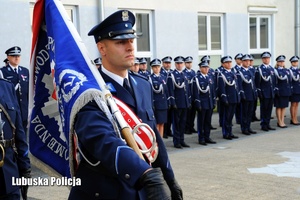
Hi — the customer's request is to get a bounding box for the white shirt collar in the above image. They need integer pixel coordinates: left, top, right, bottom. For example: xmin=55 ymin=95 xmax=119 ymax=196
xmin=200 ymin=73 xmax=207 ymax=77
xmin=102 ymin=66 xmax=129 ymax=86
xmin=242 ymin=66 xmax=249 ymax=71
xmin=9 ymin=64 xmax=18 ymax=71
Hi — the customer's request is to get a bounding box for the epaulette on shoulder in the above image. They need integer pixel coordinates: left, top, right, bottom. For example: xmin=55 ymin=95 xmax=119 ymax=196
xmin=130 ymin=71 xmax=148 ymax=81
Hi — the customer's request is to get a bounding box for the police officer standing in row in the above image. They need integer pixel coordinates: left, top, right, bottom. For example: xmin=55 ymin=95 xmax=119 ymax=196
xmin=183 ymin=56 xmax=197 ymax=134
xmin=1 ymin=47 xmax=29 ymax=134
xmin=201 ymin=55 xmax=218 ymax=130
xmin=217 ymin=56 xmax=240 ymax=140
xmin=289 ymin=56 xmax=300 ymax=125
xmin=249 ymin=55 xmax=260 ymax=122
xmin=255 ymin=52 xmax=276 ymax=131
xmin=232 ymin=53 xmax=243 ymax=125
xmin=160 ymin=56 xmax=173 ymax=80
xmin=161 ymin=56 xmax=173 ymax=138
xmin=273 ymin=55 xmax=292 ymax=128
xmin=192 ymin=61 xmax=217 ymax=145
xmin=0 ymin=78 xmax=31 ymax=199
xmin=149 ymin=58 xmax=170 ymax=138
xmin=69 ymin=10 xmax=182 ymax=199
xmin=138 ymin=57 xmax=151 ymax=78
xmin=129 ymin=58 xmax=140 ymax=74
xmin=238 ymin=54 xmax=257 ymax=135
xmin=167 ymin=56 xmax=190 ymax=148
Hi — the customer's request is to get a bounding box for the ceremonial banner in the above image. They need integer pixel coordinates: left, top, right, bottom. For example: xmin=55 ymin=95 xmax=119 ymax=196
xmin=30 ymin=0 xmax=102 ymax=177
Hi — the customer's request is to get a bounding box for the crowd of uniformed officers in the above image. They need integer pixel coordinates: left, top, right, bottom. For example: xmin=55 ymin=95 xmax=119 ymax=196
xmin=131 ymin=52 xmax=300 ymax=148
xmin=1 ymin=42 xmax=300 ymax=198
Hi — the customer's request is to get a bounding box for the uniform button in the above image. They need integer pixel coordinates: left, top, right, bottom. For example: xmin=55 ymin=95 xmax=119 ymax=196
xmin=125 ymin=174 xmax=130 ymax=179
xmin=95 ymin=193 xmax=100 ymax=197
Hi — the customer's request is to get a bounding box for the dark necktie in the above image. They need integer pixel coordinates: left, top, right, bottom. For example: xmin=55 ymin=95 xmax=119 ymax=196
xmin=14 ymin=68 xmax=18 ymax=74
xmin=123 ymin=78 xmax=134 ymax=96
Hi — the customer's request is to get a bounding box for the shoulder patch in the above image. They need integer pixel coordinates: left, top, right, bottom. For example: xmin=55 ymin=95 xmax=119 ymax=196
xmin=106 ymin=83 xmax=116 ymax=92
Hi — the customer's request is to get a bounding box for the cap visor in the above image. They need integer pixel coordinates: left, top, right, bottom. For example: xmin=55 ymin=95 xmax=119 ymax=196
xmin=110 ymin=34 xmax=137 ymax=40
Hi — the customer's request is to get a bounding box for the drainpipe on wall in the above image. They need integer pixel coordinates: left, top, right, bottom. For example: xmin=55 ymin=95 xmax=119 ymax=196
xmin=98 ymin=0 xmax=104 ymax=22
xmin=296 ymin=0 xmax=300 ymax=55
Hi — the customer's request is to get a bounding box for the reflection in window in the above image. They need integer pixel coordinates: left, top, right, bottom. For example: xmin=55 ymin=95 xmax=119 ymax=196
xmin=136 ymin=13 xmax=150 ymax=51
xmin=210 ymin=16 xmax=221 ymax=50
xmin=249 ymin=18 xmax=257 ymax=49
xmin=260 ymin=18 xmax=269 ymax=49
xmin=198 ymin=15 xmax=207 ymax=50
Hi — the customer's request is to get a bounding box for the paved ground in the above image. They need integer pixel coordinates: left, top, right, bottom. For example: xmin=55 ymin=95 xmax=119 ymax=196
xmin=27 ymin=106 xmax=300 ymax=199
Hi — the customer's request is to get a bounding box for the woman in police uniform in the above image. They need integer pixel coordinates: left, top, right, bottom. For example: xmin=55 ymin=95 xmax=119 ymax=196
xmin=274 ymin=55 xmax=292 ymax=128
xmin=149 ymin=58 xmax=170 ymax=138
xmin=289 ymin=56 xmax=300 ymax=125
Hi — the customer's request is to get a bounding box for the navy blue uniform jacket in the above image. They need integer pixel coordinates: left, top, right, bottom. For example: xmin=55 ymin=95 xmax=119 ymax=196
xmin=192 ymin=74 xmax=215 ymax=110
xmin=274 ymin=67 xmax=292 ymax=97
xmin=218 ymin=69 xmax=240 ymax=104
xmin=70 ymin=71 xmax=175 ymax=199
xmin=290 ymin=67 xmax=300 ymax=94
xmin=1 ymin=66 xmax=29 ymax=123
xmin=101 ymin=72 xmax=174 ymax=181
xmin=0 ymin=79 xmax=30 ymax=196
xmin=255 ymin=65 xmax=276 ymax=99
xmin=167 ymin=70 xmax=191 ymax=108
xmin=238 ymin=67 xmax=257 ymax=101
xmin=149 ymin=73 xmax=170 ymax=110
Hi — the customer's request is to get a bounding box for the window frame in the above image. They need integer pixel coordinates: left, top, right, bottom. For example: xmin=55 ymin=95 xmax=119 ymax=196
xmin=248 ymin=6 xmax=277 ymax=66
xmin=132 ymin=10 xmax=153 ymax=62
xmin=198 ymin=13 xmax=224 ymax=68
xmin=248 ymin=15 xmax=272 ymax=54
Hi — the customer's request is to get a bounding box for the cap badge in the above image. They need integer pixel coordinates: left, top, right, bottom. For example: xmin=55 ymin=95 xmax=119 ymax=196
xmin=122 ymin=11 xmax=129 ymax=21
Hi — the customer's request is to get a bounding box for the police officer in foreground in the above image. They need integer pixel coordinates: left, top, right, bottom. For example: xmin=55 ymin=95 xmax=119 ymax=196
xmin=1 ymin=47 xmax=29 ymax=134
xmin=0 ymin=78 xmax=31 ymax=199
xmin=255 ymin=52 xmax=276 ymax=131
xmin=69 ymin=10 xmax=182 ymax=199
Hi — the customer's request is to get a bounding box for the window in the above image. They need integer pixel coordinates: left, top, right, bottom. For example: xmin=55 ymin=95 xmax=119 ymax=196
xmin=248 ymin=6 xmax=277 ymax=66
xmin=249 ymin=16 xmax=270 ymax=50
xmin=136 ymin=13 xmax=150 ymax=52
xmin=198 ymin=14 xmax=223 ymax=68
xmin=133 ymin=10 xmax=153 ymax=71
xmin=29 ymin=3 xmax=78 ymax=29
